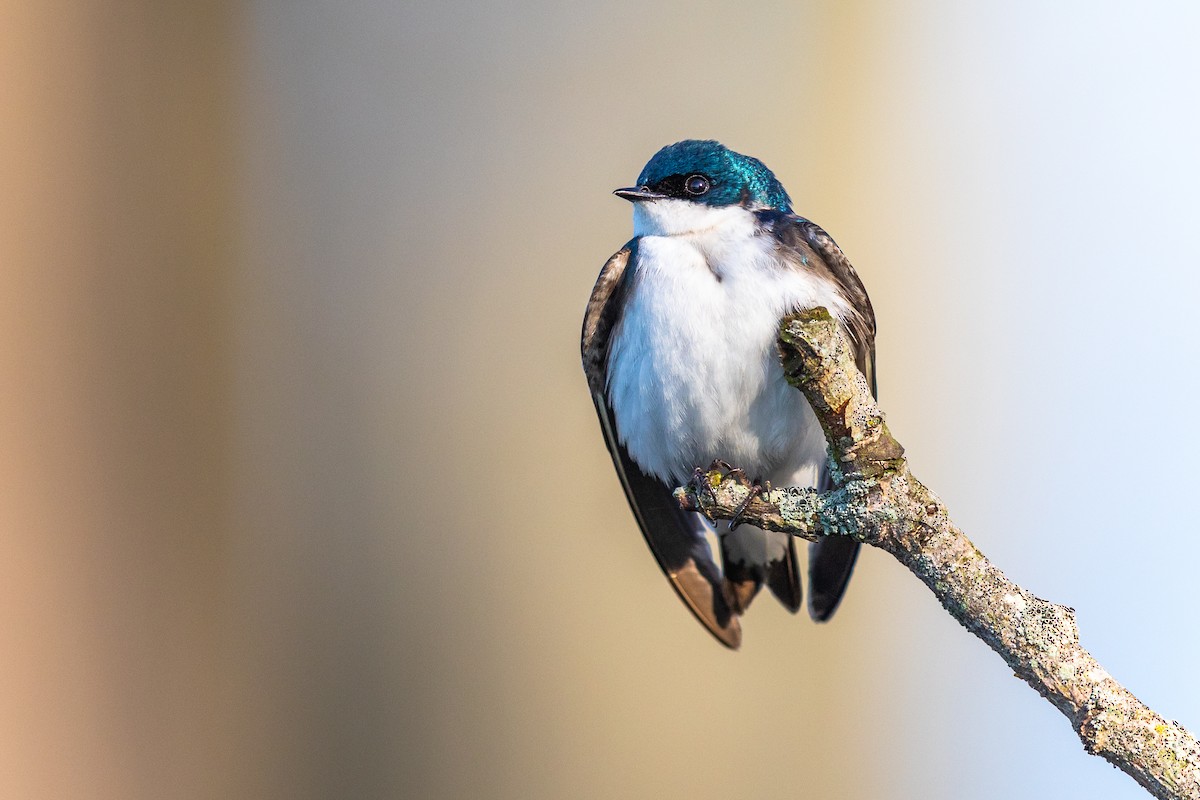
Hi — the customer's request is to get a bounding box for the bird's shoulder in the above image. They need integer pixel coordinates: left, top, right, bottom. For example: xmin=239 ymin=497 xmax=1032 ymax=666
xmin=754 ymin=209 xmax=875 ymax=338
xmin=753 ymin=208 xmax=877 ymax=394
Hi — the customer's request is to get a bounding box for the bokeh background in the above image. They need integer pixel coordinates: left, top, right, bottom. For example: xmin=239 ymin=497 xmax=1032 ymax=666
xmin=3 ymin=1 xmax=1199 ymax=798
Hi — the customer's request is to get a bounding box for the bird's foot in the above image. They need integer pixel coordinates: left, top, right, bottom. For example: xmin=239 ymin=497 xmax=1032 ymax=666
xmin=690 ymin=461 xmax=767 ymax=529
xmin=690 ymin=463 xmax=730 ymax=515
xmin=729 ymin=477 xmax=770 ymax=531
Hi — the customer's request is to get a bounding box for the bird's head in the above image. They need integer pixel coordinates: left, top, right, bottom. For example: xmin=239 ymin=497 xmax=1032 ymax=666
xmin=615 ymin=139 xmax=792 ymax=219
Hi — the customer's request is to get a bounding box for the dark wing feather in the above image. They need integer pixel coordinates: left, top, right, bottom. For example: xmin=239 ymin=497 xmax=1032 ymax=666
xmin=759 ymin=212 xmax=878 ymax=621
xmin=582 ymin=242 xmax=742 ymax=648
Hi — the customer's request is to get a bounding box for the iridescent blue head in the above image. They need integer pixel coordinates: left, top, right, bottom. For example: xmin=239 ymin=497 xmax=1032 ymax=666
xmin=614 ymin=140 xmax=792 ymax=213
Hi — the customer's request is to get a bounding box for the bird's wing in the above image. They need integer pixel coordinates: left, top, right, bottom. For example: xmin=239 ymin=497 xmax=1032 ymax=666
xmin=760 ymin=212 xmax=878 ymax=621
xmin=582 ymin=242 xmax=742 ymax=648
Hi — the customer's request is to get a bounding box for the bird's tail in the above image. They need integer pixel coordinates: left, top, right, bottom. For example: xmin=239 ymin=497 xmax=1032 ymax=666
xmin=719 ymin=526 xmax=802 ymax=614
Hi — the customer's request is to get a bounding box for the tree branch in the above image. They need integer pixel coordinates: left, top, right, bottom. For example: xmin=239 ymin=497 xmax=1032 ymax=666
xmin=675 ymin=308 xmax=1200 ymax=800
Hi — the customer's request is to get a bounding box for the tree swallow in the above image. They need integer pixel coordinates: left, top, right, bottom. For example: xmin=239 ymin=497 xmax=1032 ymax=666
xmin=582 ymin=140 xmax=877 ymax=648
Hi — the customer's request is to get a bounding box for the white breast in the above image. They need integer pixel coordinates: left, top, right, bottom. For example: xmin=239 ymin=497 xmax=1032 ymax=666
xmin=606 ymin=201 xmax=850 ymax=487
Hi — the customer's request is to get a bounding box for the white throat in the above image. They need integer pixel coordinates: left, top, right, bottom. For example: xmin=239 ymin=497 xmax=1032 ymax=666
xmin=631 ymin=198 xmax=751 ymax=238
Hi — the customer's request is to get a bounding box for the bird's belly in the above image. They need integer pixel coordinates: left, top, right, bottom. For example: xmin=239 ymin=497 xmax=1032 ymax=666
xmin=664 ymin=362 xmax=828 ymax=487
xmin=606 ymin=237 xmax=831 ymax=487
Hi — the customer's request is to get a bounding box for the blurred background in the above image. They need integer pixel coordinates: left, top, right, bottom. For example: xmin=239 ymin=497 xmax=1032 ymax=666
xmin=2 ymin=1 xmax=1199 ymax=798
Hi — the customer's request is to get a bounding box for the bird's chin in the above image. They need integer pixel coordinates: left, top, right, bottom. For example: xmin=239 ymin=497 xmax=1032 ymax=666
xmin=632 ymin=198 xmax=748 ymax=237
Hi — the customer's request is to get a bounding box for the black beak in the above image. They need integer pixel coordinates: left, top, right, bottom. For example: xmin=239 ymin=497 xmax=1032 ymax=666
xmin=613 ymin=186 xmax=667 ymax=202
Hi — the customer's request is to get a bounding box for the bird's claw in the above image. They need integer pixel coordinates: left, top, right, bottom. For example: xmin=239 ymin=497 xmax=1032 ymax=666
xmin=728 ymin=477 xmax=770 ymax=531
xmin=690 ymin=461 xmax=748 ymax=521
xmin=697 ymin=461 xmax=769 ymax=531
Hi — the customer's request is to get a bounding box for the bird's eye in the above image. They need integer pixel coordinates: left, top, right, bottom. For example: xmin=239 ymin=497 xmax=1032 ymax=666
xmin=684 ymin=174 xmax=710 ymax=196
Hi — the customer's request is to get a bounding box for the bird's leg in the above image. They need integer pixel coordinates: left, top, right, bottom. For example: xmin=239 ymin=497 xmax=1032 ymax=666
xmin=693 ymin=461 xmax=766 ymax=528
xmin=690 ymin=461 xmax=744 ymax=519
xmin=729 ymin=476 xmax=770 ymax=531
xmin=692 ymin=461 xmax=732 ymax=505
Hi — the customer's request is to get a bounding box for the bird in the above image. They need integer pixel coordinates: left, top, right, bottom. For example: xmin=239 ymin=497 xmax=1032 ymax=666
xmin=581 ymin=140 xmax=876 ymax=649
